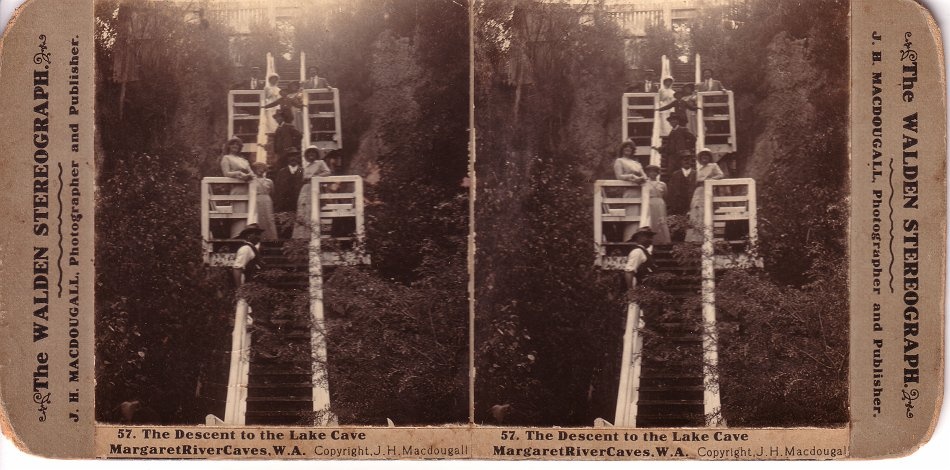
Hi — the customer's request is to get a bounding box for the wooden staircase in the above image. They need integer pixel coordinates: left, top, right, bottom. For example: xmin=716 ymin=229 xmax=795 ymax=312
xmin=635 ymin=245 xmax=706 ymax=427
xmin=670 ymin=60 xmax=696 ymax=90
xmin=274 ymin=56 xmax=303 ymax=86
xmin=244 ymin=240 xmax=315 ymax=425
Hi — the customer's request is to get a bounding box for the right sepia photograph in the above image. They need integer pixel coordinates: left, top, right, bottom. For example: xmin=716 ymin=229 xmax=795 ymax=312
xmin=474 ymin=0 xmax=849 ymax=427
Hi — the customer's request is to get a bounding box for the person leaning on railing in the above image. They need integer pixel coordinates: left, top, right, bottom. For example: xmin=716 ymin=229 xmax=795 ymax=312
xmin=292 ymin=146 xmax=333 ymax=239
xmin=220 ymin=136 xmax=254 ymax=238
xmin=685 ymin=148 xmax=725 ymax=243
xmin=697 ymin=68 xmax=729 ymax=93
xmin=614 ymin=140 xmax=649 ymax=242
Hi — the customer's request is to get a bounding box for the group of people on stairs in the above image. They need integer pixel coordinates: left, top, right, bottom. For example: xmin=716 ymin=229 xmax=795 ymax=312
xmin=219 ymin=136 xmax=336 ymax=242
xmin=613 ymin=141 xmax=724 ymax=249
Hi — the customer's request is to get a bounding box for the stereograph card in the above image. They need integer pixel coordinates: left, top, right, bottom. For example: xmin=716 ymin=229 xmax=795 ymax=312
xmin=0 ymin=0 xmax=945 ymax=461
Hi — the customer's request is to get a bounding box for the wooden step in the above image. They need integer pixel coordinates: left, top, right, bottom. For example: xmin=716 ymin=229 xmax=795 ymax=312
xmin=638 ymin=387 xmax=705 ymax=402
xmin=245 ymin=410 xmax=313 ymax=425
xmin=246 ymin=397 xmax=313 ymax=412
xmin=247 ymin=383 xmax=312 ymax=397
xmin=636 ymin=413 xmax=704 ymax=427
xmin=638 ymin=399 xmax=704 ymax=406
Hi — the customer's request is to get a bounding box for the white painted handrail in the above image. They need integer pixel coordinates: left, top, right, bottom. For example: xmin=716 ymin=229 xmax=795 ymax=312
xmin=614 ymin=302 xmax=644 ymax=427
xmin=223 ymin=299 xmax=251 ymax=425
xmin=701 ymin=179 xmax=724 ymax=427
xmin=308 ymin=176 xmax=337 ymax=425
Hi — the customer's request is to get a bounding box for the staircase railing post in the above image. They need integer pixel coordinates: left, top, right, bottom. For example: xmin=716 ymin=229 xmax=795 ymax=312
xmin=639 ymin=181 xmax=652 ymax=230
xmin=701 ymin=180 xmax=725 ymax=426
xmin=727 ymin=91 xmax=737 ymax=152
xmin=309 ymin=177 xmax=335 ymax=424
xmin=650 ymin=94 xmax=661 ymax=167
xmin=354 ymin=177 xmax=366 ymax=262
xmin=301 ymin=91 xmax=312 ymax=150
xmin=747 ymin=179 xmax=757 ymax=244
xmin=593 ymin=181 xmax=604 ymax=267
xmin=621 ymin=95 xmax=629 ymax=142
xmin=695 ymin=53 xmax=701 ymax=83
xmin=201 ymin=179 xmax=210 ymax=264
xmin=247 ymin=179 xmax=258 ymax=226
xmin=332 ymin=88 xmax=343 ymax=148
xmin=696 ymin=93 xmax=706 ymax=154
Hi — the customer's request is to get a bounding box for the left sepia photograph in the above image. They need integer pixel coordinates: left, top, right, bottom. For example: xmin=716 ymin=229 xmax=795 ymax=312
xmin=94 ymin=0 xmax=470 ymax=426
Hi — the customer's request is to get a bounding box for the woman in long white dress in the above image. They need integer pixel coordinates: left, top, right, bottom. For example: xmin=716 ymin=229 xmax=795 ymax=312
xmin=292 ymin=146 xmax=333 ymax=239
xmin=262 ymin=73 xmax=281 ymax=134
xmin=685 ymin=148 xmax=725 ymax=243
xmin=220 ymin=137 xmax=254 ymax=238
xmin=613 ymin=141 xmax=648 ymax=242
xmin=250 ymin=162 xmax=278 ymax=240
xmin=644 ymin=165 xmax=671 ymax=245
xmin=656 ymin=76 xmax=676 ymax=137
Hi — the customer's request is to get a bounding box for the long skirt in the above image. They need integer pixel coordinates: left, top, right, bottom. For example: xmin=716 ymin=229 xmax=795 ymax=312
xmin=256 ymin=194 xmax=278 ymax=240
xmin=649 ymin=196 xmax=671 ymax=245
xmin=292 ymin=183 xmax=313 ymax=239
xmin=229 ymin=185 xmax=248 ymax=239
xmin=685 ymin=186 xmax=705 ymax=243
xmin=622 ymin=187 xmax=641 ymax=242
xmin=658 ymin=109 xmax=672 ymax=136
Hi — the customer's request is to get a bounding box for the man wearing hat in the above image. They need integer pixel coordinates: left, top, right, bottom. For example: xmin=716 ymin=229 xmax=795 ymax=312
xmin=668 ymin=154 xmax=696 ymax=216
xmin=642 ymin=69 xmax=658 ymax=92
xmin=624 ymin=226 xmax=656 ymax=289
xmin=273 ymin=147 xmax=305 ymax=238
xmin=233 ymin=223 xmax=265 ymax=287
xmin=652 ymin=114 xmax=696 ymax=170
xmin=272 ymin=110 xmax=303 ymax=169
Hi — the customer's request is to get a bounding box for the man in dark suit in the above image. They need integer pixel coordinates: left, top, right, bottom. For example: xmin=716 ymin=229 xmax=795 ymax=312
xmin=272 ymin=110 xmax=303 ymax=169
xmin=652 ymin=114 xmax=696 ymax=170
xmin=667 ymin=154 xmax=696 ymax=217
xmin=272 ymin=148 xmax=304 ymax=238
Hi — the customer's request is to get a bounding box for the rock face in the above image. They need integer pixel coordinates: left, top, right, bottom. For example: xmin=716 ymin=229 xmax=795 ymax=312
xmin=348 ymin=35 xmax=419 ymax=185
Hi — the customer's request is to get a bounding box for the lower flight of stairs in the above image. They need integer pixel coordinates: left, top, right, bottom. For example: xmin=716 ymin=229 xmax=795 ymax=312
xmin=244 ymin=240 xmax=316 ymax=425
xmin=635 ymin=244 xmax=706 ymax=427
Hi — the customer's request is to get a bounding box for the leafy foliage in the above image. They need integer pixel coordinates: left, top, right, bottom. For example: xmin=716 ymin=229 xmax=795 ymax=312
xmin=690 ymin=0 xmax=849 ymax=283
xmin=95 ymin=150 xmax=234 ymax=423
xmin=96 ymin=0 xmax=469 ymax=425
xmin=716 ymin=264 xmax=848 ymax=426
xmin=475 ymin=1 xmax=631 ymax=425
xmin=475 ymin=0 xmax=848 ymax=426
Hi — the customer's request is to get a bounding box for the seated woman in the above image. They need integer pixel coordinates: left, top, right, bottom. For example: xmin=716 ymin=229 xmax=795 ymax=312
xmin=220 ymin=137 xmax=254 ymax=238
xmin=292 ymin=146 xmax=333 ymax=239
xmin=613 ymin=140 xmax=648 ymax=242
xmin=685 ymin=148 xmax=725 ymax=243
xmin=250 ymin=162 xmax=278 ymax=240
xmin=644 ymin=165 xmax=671 ymax=245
